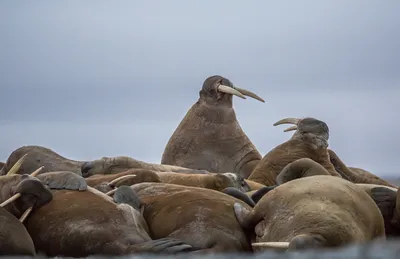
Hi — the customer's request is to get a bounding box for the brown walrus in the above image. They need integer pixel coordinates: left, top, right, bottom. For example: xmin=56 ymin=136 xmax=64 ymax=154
xmin=234 ymin=175 xmax=385 ymax=251
xmin=85 ymin=169 xmax=162 ymax=193
xmin=0 ymin=207 xmax=36 ymax=256
xmin=80 ymin=156 xmax=210 ymax=178
xmin=161 ymin=75 xmax=264 ymax=179
xmin=248 ymin=117 xmax=342 ymax=186
xmin=328 ymin=149 xmax=397 ymax=188
xmin=127 ymin=182 xmax=253 ymax=253
xmin=22 ymin=171 xmax=194 ymax=257
xmin=156 ymin=172 xmax=251 ymax=192
xmin=0 ymin=145 xmax=84 ymax=176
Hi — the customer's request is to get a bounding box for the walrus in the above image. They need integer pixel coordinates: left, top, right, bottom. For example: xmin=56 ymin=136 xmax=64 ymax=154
xmin=0 ymin=168 xmax=54 ymax=256
xmin=85 ymin=169 xmax=162 ymax=193
xmin=0 ymin=161 xmax=4 ymax=170
xmin=234 ymin=175 xmax=385 ymax=251
xmin=0 ymin=145 xmax=84 ymax=176
xmin=355 ymin=184 xmax=399 ymax=237
xmin=161 ymin=75 xmax=264 ymax=179
xmin=328 ymin=149 xmax=397 ymax=188
xmin=156 ymin=172 xmax=251 ymax=192
xmin=248 ymin=117 xmax=342 ymax=186
xmin=80 ymin=156 xmax=210 ymax=178
xmin=22 ymin=171 xmax=194 ymax=257
xmin=0 ymin=206 xmax=37 ymax=256
xmin=127 ymin=182 xmax=253 ymax=253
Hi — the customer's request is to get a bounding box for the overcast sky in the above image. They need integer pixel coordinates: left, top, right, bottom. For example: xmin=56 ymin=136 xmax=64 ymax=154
xmin=1 ymin=1 xmax=399 ymax=177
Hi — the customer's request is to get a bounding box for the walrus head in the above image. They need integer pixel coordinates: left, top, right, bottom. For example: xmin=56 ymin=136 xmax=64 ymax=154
xmin=274 ymin=117 xmax=330 ymax=149
xmin=199 ymin=75 xmax=265 ymax=106
xmin=0 ymin=174 xmax=53 ymax=221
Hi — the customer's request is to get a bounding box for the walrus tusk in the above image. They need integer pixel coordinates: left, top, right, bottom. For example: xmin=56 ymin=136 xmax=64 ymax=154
xmin=217 ymin=84 xmax=246 ymax=99
xmin=106 ymin=189 xmax=117 ymax=196
xmin=283 ymin=125 xmax=298 ymax=132
xmin=251 ymin=242 xmax=290 ymax=249
xmin=273 ymin=118 xmax=301 ymax=126
xmin=6 ymin=153 xmax=28 ymax=176
xmin=19 ymin=206 xmax=33 ymax=223
xmin=30 ymin=166 xmax=44 ymax=177
xmin=0 ymin=193 xmax=22 ymax=207
xmin=108 ymin=175 xmax=137 ymax=187
xmin=234 ymin=86 xmax=265 ymax=103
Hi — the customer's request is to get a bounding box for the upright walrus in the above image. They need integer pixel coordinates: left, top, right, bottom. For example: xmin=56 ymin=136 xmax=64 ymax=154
xmin=161 ymin=75 xmax=265 ymax=179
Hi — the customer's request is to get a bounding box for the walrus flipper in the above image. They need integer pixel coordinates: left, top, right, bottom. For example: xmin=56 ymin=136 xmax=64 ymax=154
xmin=370 ymin=187 xmax=397 ymax=220
xmin=36 ymin=171 xmax=87 ymax=191
xmin=129 ymin=238 xmax=194 ymax=254
xmin=113 ymin=186 xmax=142 ymax=210
xmin=251 ymin=185 xmax=277 ymax=204
xmin=222 ymin=187 xmax=255 ymax=207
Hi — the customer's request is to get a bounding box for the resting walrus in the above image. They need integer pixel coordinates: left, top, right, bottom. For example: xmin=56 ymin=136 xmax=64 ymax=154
xmin=161 ymin=75 xmax=264 ymax=179
xmin=234 ymin=175 xmax=385 ymax=251
xmin=22 ymin=171 xmax=194 ymax=257
xmin=127 ymin=182 xmax=253 ymax=253
xmin=248 ymin=117 xmax=342 ymax=186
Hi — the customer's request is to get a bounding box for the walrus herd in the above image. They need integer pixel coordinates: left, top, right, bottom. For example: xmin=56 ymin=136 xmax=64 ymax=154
xmin=0 ymin=75 xmax=399 ymax=257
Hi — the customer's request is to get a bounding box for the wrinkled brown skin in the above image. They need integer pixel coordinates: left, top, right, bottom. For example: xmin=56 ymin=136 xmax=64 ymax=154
xmin=0 ymin=145 xmax=84 ymax=176
xmin=234 ymin=175 xmax=385 ymax=251
xmin=156 ymin=172 xmax=250 ymax=192
xmin=244 ymin=180 xmax=265 ymax=191
xmin=0 ymin=174 xmax=53 ymax=220
xmin=24 ymin=186 xmax=191 ymax=257
xmin=0 ymin=207 xmax=35 ymax=256
xmin=0 ymin=162 xmax=4 ymax=170
xmin=276 ymin=158 xmax=331 ymax=185
xmin=132 ymin=182 xmax=253 ymax=253
xmin=161 ymin=75 xmax=262 ymax=179
xmin=81 ymin=156 xmax=210 ymax=178
xmin=357 ymin=184 xmax=400 ymax=237
xmin=86 ymin=169 xmax=162 ymax=193
xmin=248 ymin=135 xmax=340 ymax=186
xmin=328 ymin=149 xmax=397 ymax=188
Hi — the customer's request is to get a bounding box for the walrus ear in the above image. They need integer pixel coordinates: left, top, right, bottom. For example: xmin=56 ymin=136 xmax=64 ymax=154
xmin=370 ymin=187 xmax=397 ymax=221
xmin=36 ymin=171 xmax=87 ymax=191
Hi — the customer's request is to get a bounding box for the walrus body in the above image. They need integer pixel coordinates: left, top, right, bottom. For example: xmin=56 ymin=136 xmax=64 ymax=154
xmin=23 ymin=187 xmax=192 ymax=257
xmin=161 ymin=76 xmax=264 ymax=179
xmin=132 ymin=182 xmax=252 ymax=253
xmin=156 ymin=172 xmax=250 ymax=192
xmin=0 ymin=145 xmax=83 ymax=176
xmin=328 ymin=149 xmax=397 ymax=188
xmin=234 ymin=175 xmax=385 ymax=250
xmin=80 ymin=156 xmax=210 ymax=178
xmin=248 ymin=118 xmax=341 ymax=186
xmin=248 ymin=138 xmax=339 ymax=186
xmin=0 ymin=207 xmax=35 ymax=256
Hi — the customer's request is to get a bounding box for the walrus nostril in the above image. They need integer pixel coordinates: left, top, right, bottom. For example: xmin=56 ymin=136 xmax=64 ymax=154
xmin=80 ymin=162 xmax=93 ymax=177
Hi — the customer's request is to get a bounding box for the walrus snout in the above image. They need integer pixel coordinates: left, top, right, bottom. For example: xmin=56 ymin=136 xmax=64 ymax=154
xmin=81 ymin=162 xmax=93 ymax=177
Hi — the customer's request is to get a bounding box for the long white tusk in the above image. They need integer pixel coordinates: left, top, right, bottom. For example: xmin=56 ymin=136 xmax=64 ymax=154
xmin=30 ymin=166 xmax=44 ymax=177
xmin=217 ymin=84 xmax=246 ymax=99
xmin=252 ymin=242 xmax=290 ymax=249
xmin=0 ymin=193 xmax=22 ymax=207
xmin=6 ymin=153 xmax=28 ymax=176
xmin=19 ymin=206 xmax=33 ymax=223
xmin=106 ymin=189 xmax=117 ymax=196
xmin=108 ymin=175 xmax=137 ymax=186
xmin=273 ymin=118 xmax=301 ymax=126
xmin=283 ymin=125 xmax=298 ymax=132
xmin=234 ymin=86 xmax=265 ymax=103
